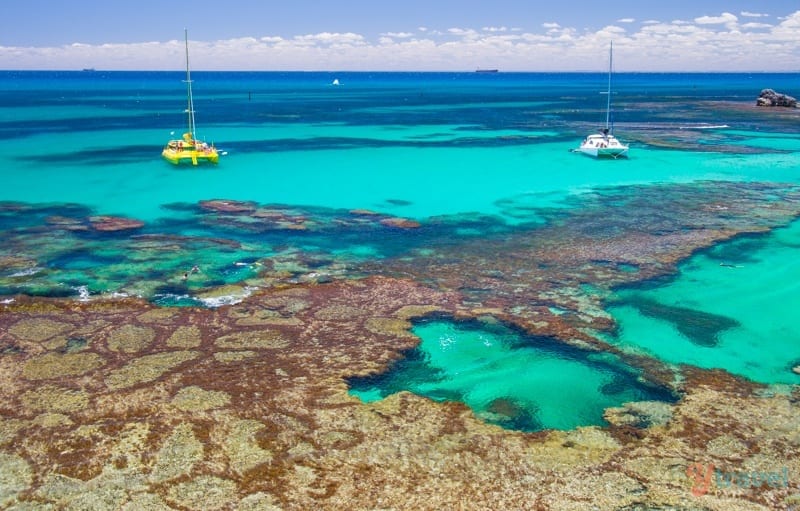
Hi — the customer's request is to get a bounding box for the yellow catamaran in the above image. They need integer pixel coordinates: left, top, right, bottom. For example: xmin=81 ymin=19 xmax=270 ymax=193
xmin=162 ymin=29 xmax=219 ymax=165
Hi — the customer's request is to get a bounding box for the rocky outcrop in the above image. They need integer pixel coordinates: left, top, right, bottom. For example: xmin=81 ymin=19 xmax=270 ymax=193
xmin=756 ymin=88 xmax=797 ymax=107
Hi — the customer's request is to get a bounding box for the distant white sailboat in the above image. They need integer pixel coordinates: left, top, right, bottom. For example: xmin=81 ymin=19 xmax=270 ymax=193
xmin=332 ymin=78 xmax=340 ymax=86
xmin=577 ymin=42 xmax=629 ymax=159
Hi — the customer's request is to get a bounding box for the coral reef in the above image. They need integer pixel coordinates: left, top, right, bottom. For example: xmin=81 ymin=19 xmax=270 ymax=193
xmin=88 ymin=216 xmax=145 ymax=232
xmin=1 ymin=181 xmax=799 ymax=509
xmin=367 ymin=181 xmax=800 ymax=369
xmin=0 ymin=276 xmax=798 ymax=509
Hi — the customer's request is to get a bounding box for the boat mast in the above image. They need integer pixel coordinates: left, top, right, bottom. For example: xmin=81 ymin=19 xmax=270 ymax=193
xmin=605 ymin=41 xmax=613 ymax=132
xmin=183 ymin=28 xmax=196 ymax=141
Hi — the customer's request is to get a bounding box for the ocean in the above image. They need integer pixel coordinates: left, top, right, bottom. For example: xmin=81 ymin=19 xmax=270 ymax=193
xmin=2 ymin=70 xmax=799 ymax=426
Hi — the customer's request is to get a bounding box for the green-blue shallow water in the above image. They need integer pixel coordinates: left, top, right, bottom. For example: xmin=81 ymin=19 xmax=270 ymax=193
xmin=607 ymin=220 xmax=800 ymax=385
xmin=349 ymin=318 xmax=676 ymax=431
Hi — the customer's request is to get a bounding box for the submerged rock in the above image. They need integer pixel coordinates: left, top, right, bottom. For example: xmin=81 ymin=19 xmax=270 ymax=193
xmin=349 ymin=208 xmax=381 ymax=216
xmin=756 ymin=88 xmax=797 ymax=107
xmin=88 ymin=215 xmax=145 ymax=232
xmin=45 ymin=215 xmax=89 ymax=231
xmin=380 ymin=217 xmax=421 ymax=229
xmin=199 ymin=199 xmax=257 ymax=213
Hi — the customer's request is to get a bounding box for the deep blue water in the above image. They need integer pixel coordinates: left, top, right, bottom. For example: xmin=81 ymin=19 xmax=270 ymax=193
xmin=2 ymin=71 xmax=797 ymax=140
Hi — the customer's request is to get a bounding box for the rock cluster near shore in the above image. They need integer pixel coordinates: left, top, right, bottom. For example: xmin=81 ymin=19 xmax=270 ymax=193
xmin=756 ymin=88 xmax=797 ymax=107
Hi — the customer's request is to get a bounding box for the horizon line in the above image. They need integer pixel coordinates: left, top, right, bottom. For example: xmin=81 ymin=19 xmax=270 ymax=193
xmin=3 ymin=68 xmax=799 ymax=74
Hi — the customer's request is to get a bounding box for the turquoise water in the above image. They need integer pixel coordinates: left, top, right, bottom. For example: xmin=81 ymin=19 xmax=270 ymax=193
xmin=607 ymin=220 xmax=800 ymax=385
xmin=2 ymin=71 xmax=799 ymax=225
xmin=2 ymin=71 xmax=800 ymax=428
xmin=349 ymin=318 xmax=675 ymax=431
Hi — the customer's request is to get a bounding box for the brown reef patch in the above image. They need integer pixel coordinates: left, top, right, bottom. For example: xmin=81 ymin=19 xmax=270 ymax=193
xmin=8 ymin=317 xmax=73 ymax=342
xmin=104 ymin=350 xmax=199 ymax=390
xmin=379 ymin=217 xmax=422 ymax=229
xmin=199 ymin=199 xmax=257 ymax=214
xmin=88 ymin=215 xmax=145 ymax=232
xmin=22 ymin=352 xmax=104 ymax=380
xmin=165 ymin=324 xmax=202 ymax=348
xmin=171 ymin=386 xmax=231 ymax=412
xmin=20 ymin=385 xmax=90 ymax=413
xmin=106 ymin=324 xmax=155 ymax=353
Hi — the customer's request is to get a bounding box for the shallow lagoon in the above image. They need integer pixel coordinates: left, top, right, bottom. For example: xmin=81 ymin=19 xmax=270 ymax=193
xmin=607 ymin=219 xmax=800 ymax=385
xmin=349 ymin=318 xmax=676 ymax=431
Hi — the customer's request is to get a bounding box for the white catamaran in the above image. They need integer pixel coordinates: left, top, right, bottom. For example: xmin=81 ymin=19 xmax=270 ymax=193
xmin=162 ymin=29 xmax=219 ymax=166
xmin=577 ymin=42 xmax=629 ymax=159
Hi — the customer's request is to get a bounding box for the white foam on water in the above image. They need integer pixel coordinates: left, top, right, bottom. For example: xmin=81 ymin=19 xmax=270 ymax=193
xmin=197 ymin=286 xmax=256 ymax=308
xmin=9 ymin=267 xmax=41 ymax=277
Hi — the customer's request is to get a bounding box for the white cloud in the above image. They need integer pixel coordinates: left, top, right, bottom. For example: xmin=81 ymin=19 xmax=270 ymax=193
xmin=741 ymin=11 xmax=768 ymax=18
xmin=597 ymin=25 xmax=628 ymax=38
xmin=447 ymin=28 xmax=480 ymax=40
xmin=382 ymin=32 xmax=414 ymax=39
xmin=694 ymin=12 xmax=738 ymax=25
xmin=617 ymin=18 xmax=635 ymax=23
xmin=773 ymin=10 xmax=800 ymax=36
xmin=293 ymin=32 xmax=366 ymax=45
xmin=741 ymin=22 xmax=772 ymax=29
xmin=2 ymin=10 xmax=800 ymax=72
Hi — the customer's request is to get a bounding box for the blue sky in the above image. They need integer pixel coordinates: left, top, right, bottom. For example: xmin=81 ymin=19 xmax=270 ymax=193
xmin=1 ymin=1 xmax=798 ymax=71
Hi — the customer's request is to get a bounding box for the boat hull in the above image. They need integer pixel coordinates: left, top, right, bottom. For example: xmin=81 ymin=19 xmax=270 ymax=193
xmin=577 ymin=133 xmax=628 ymax=159
xmin=577 ymin=146 xmax=629 ymax=159
xmin=162 ymin=146 xmax=219 ymax=165
xmin=162 ymin=133 xmax=219 ymax=165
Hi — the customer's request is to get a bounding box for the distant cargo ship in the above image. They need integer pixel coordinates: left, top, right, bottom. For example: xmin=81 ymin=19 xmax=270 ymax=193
xmin=475 ymin=68 xmax=499 ymax=73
